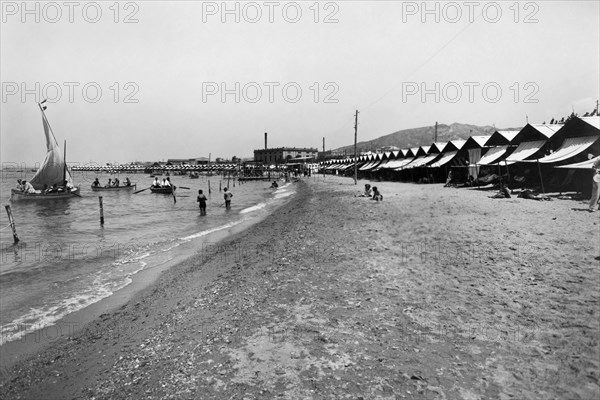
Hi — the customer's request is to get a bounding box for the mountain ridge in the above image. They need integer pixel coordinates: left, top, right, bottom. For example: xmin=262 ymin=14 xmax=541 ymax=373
xmin=333 ymin=122 xmax=520 ymax=154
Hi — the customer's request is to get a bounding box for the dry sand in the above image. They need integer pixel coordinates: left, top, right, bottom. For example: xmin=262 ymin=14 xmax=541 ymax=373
xmin=1 ymin=176 xmax=598 ymax=399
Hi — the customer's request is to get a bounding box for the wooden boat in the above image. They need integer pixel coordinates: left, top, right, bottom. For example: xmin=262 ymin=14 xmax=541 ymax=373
xmin=150 ymin=186 xmax=175 ymax=194
xmin=91 ymin=184 xmax=136 ymax=191
xmin=10 ymin=101 xmax=80 ymax=201
xmin=11 ymin=187 xmax=80 ymax=200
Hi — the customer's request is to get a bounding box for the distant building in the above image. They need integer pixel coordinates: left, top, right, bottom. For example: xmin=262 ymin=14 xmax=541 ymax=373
xmin=254 ymin=147 xmax=318 ymax=163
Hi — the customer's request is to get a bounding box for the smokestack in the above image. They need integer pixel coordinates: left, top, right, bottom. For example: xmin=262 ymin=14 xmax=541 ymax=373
xmin=434 ymin=122 xmax=438 ymax=143
xmin=264 ymin=132 xmax=267 ymax=150
xmin=323 ymin=137 xmax=325 ymax=153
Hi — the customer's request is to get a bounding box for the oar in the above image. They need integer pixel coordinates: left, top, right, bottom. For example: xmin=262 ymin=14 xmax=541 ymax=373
xmin=178 ymin=186 xmax=190 ymax=190
xmin=71 ymin=191 xmax=82 ymax=198
xmin=134 ymin=187 xmax=150 ymax=194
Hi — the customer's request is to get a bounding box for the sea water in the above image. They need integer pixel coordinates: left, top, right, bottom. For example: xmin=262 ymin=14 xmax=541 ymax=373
xmin=0 ymin=171 xmax=295 ymax=345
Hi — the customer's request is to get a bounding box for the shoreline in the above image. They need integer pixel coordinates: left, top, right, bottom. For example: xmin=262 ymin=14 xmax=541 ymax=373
xmin=0 ymin=186 xmax=294 ymax=371
xmin=1 ymin=176 xmax=598 ymax=399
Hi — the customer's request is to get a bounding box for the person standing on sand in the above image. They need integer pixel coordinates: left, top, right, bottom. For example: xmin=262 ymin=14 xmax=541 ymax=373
xmin=589 ymin=157 xmax=600 ymax=212
xmin=197 ymin=189 xmax=207 ymax=216
xmin=224 ymin=187 xmax=233 ymax=210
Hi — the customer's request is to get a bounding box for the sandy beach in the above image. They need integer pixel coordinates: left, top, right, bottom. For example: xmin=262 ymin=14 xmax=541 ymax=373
xmin=1 ymin=176 xmax=598 ymax=399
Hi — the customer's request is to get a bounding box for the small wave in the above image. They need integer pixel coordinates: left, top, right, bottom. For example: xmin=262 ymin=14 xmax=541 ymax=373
xmin=275 ymin=192 xmax=294 ymax=199
xmin=179 ymin=219 xmax=244 ymax=241
xmin=0 ymin=287 xmax=113 ymax=345
xmin=240 ymin=202 xmax=267 ymax=214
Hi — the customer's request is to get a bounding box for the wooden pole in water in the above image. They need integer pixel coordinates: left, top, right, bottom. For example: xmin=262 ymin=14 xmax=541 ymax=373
xmin=99 ymin=196 xmax=104 ymax=225
xmin=208 ymin=180 xmax=211 ymax=195
xmin=219 ymin=180 xmax=222 ymax=192
xmin=4 ymin=205 xmax=19 ymax=244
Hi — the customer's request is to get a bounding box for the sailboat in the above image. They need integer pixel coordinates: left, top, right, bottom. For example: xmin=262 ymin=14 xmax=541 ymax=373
xmin=10 ymin=101 xmax=80 ymax=201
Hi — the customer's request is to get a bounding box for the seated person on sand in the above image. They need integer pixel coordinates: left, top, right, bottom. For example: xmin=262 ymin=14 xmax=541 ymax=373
xmin=490 ymin=182 xmax=511 ymax=199
xmin=371 ymin=186 xmax=383 ymax=201
xmin=444 ymin=171 xmax=454 ymax=187
xmin=358 ymin=184 xmax=372 ymax=197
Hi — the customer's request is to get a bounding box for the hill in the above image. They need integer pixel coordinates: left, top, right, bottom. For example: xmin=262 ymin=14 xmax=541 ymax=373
xmin=333 ymin=122 xmax=506 ymax=154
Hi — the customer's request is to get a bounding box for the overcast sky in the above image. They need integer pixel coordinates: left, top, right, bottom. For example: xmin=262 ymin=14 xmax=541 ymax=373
xmin=1 ymin=1 xmax=599 ymax=166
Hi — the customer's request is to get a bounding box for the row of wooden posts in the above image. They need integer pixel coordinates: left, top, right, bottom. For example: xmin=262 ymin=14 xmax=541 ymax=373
xmin=4 ymin=178 xmax=243 ymax=242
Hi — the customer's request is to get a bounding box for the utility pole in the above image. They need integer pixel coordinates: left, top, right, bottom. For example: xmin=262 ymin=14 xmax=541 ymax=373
xmin=353 ymin=110 xmax=359 ymax=185
xmin=434 ymin=121 xmax=438 ymax=143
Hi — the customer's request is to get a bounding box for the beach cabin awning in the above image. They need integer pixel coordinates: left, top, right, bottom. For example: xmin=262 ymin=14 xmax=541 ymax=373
xmin=360 ymin=161 xmax=381 ymax=171
xmin=373 ymin=159 xmax=393 ymax=171
xmin=520 ymin=136 xmax=599 ymax=164
xmin=502 ymin=140 xmax=546 ymax=165
xmin=404 ymin=153 xmax=439 ymax=169
xmin=477 ymin=146 xmax=509 ymax=165
xmin=392 ymin=157 xmax=416 ymax=170
xmin=556 ymin=155 xmax=600 ymax=169
xmin=383 ymin=158 xmax=408 ymax=169
xmin=429 ymin=151 xmax=458 ymax=168
xmin=359 ymin=161 xmax=376 ymax=171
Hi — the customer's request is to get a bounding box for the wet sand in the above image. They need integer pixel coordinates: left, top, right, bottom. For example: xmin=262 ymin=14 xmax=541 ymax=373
xmin=1 ymin=176 xmax=598 ymax=399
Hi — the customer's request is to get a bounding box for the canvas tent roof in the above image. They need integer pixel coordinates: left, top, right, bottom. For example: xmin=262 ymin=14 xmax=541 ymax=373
xmin=484 ymin=130 xmax=520 ymax=147
xmin=441 ymin=140 xmax=466 ymax=152
xmin=556 ymin=155 xmax=600 ymax=169
xmin=429 ymin=142 xmax=447 ymax=153
xmin=476 ymin=145 xmax=509 ymax=165
xmin=429 ymin=151 xmax=458 ymax=168
xmin=403 ymin=153 xmax=440 ymax=169
xmin=511 ymin=123 xmax=560 ymax=144
xmin=503 ymin=140 xmax=546 ymax=165
xmin=520 ymin=136 xmax=599 ymax=164
xmin=359 ymin=161 xmax=378 ymax=170
xmin=392 ymin=157 xmax=417 ymax=170
xmin=400 ymin=149 xmax=411 ymax=157
xmin=463 ymin=136 xmax=491 ymax=150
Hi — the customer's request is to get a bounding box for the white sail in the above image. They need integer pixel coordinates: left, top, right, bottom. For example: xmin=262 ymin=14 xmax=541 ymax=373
xmin=29 ymin=108 xmax=73 ymax=190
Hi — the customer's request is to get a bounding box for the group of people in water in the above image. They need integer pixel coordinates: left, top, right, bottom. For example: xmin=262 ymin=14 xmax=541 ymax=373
xmin=196 ymin=187 xmax=233 ymax=215
xmin=92 ymin=177 xmax=132 ymax=188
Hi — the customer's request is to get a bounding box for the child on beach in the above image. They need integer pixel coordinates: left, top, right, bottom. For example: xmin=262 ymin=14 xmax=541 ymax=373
xmin=371 ymin=187 xmax=383 ymax=201
xmin=223 ymin=187 xmax=233 ymax=210
xmin=197 ymin=189 xmax=207 ymax=216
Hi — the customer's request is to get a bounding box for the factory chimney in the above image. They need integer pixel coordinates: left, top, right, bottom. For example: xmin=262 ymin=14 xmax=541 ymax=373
xmin=264 ymin=132 xmax=268 ymax=150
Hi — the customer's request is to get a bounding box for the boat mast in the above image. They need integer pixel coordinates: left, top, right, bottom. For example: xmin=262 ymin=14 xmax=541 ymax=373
xmin=63 ymin=140 xmax=67 ymax=185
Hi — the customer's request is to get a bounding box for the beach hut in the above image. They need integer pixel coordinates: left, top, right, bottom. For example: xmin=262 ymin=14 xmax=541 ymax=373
xmin=462 ymin=135 xmax=490 ymax=179
xmin=521 ymin=116 xmax=600 ymax=192
xmin=429 ymin=140 xmax=468 ymax=182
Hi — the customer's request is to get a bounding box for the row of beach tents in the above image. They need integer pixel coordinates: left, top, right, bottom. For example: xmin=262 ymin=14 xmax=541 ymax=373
xmin=320 ymin=116 xmax=600 ymax=192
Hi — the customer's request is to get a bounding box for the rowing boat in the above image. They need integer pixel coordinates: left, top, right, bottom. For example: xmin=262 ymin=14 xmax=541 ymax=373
xmin=150 ymin=186 xmax=175 ymax=194
xmin=91 ymin=184 xmax=137 ymax=191
xmin=11 ymin=187 xmax=81 ymax=200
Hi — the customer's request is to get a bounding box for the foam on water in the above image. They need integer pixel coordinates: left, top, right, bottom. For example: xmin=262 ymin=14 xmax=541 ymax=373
xmin=240 ymin=202 xmax=267 ymax=214
xmin=180 ymin=219 xmax=245 ymax=241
